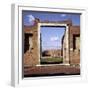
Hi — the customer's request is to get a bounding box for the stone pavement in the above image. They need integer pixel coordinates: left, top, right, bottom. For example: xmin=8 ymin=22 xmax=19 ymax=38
xmin=24 ymin=65 xmax=80 ymax=77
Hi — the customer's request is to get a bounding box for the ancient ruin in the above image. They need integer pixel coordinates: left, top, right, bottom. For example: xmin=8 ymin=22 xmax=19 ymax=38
xmin=23 ymin=18 xmax=80 ymax=77
xmin=24 ymin=18 xmax=80 ymax=67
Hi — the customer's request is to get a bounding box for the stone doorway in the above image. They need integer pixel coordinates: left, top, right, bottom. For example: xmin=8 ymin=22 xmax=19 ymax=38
xmin=38 ymin=23 xmax=70 ymax=66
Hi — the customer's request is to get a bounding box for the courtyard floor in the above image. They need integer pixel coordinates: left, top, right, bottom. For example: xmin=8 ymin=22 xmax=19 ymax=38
xmin=24 ymin=65 xmax=80 ymax=77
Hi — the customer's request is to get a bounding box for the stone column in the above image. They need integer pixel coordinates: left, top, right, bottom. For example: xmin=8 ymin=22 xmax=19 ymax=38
xmin=63 ymin=26 xmax=70 ymax=65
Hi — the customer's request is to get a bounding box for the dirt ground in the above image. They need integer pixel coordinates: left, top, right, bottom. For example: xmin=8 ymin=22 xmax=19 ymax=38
xmin=24 ymin=65 xmax=80 ymax=77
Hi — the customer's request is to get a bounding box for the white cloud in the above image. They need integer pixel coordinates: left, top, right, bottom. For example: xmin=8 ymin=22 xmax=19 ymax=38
xmin=26 ymin=15 xmax=35 ymax=25
xmin=27 ymin=15 xmax=35 ymax=22
xmin=50 ymin=36 xmax=59 ymax=41
xmin=60 ymin=14 xmax=66 ymax=17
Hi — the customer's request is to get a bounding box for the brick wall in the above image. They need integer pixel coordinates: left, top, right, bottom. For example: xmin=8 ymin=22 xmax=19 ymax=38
xmin=24 ymin=20 xmax=80 ymax=67
xmin=69 ymin=26 xmax=80 ymax=64
xmin=24 ymin=24 xmax=39 ymax=66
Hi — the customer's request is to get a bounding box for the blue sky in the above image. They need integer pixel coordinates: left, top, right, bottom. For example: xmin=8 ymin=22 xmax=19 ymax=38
xmin=22 ymin=11 xmax=80 ymax=26
xmin=22 ymin=10 xmax=80 ymax=50
xmin=41 ymin=26 xmax=65 ymax=50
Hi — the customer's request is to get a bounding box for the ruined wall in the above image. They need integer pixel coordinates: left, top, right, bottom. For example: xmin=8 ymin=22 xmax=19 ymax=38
xmin=23 ymin=19 xmax=80 ymax=67
xmin=62 ymin=27 xmax=70 ymax=64
xmin=62 ymin=25 xmax=80 ymax=65
xmin=24 ymin=25 xmax=39 ymax=66
xmin=69 ymin=26 xmax=80 ymax=65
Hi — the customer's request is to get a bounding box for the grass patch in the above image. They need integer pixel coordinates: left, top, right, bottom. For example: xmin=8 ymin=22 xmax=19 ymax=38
xmin=40 ymin=57 xmax=63 ymax=64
